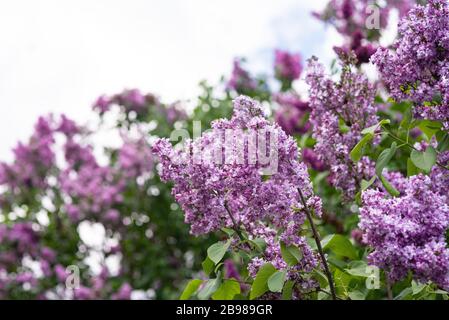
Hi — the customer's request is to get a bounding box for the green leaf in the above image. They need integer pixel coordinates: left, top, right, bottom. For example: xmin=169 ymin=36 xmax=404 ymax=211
xmin=350 ymin=133 xmax=373 ymax=162
xmin=361 ymin=176 xmax=376 ymax=191
xmin=267 ymin=270 xmax=287 ymax=293
xmin=334 ymin=269 xmax=352 ymax=298
xmin=221 ymin=228 xmax=235 ymax=237
xmin=361 ymin=119 xmax=390 ymax=135
xmin=212 ymin=280 xmax=241 ymax=300
xmin=313 ymin=269 xmax=329 ymax=288
xmin=411 ymin=281 xmax=426 ymax=295
xmin=348 ymin=290 xmax=366 ymax=300
xmin=250 ymin=238 xmax=267 ymax=253
xmin=410 ymin=147 xmax=437 ymax=172
xmin=376 ymin=142 xmax=397 ymax=176
xmin=345 ymin=261 xmax=370 ymax=278
xmin=321 ymin=234 xmax=357 ymax=260
xmin=250 ymin=263 xmax=276 ymax=300
xmin=207 ymin=240 xmax=231 ymax=264
xmin=418 ymin=120 xmax=442 ymax=140
xmin=202 ymin=257 xmax=215 ymax=276
xmin=437 ymin=131 xmax=449 ymax=152
xmin=407 ymin=158 xmax=420 ymax=177
xmin=400 ymin=108 xmax=412 ymax=129
xmin=282 ymin=280 xmax=295 ymax=300
xmin=339 ymin=118 xmax=350 ymax=134
xmin=280 ymin=242 xmax=302 ymax=267
xmin=379 ymin=174 xmax=400 ymax=197
xmin=197 ymin=273 xmax=222 ymax=300
xmin=180 ymin=279 xmax=203 ymax=300
xmin=395 ymin=287 xmax=413 ymax=300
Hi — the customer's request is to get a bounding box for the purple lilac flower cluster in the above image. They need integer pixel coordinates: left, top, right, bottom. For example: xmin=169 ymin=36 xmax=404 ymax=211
xmin=372 ymin=0 xmax=449 ymax=129
xmin=92 ymin=89 xmax=187 ymax=126
xmin=0 ymin=116 xmax=56 ymax=191
xmin=93 ymin=89 xmax=149 ymax=115
xmin=431 ymin=151 xmax=449 ymax=201
xmin=274 ymin=50 xmax=303 ymax=83
xmin=306 ymin=56 xmax=378 ymax=199
xmin=315 ymin=0 xmax=416 ymax=64
xmin=153 ymin=96 xmax=321 ymax=286
xmin=0 ymin=115 xmax=158 ymax=298
xmin=0 ymin=222 xmax=131 ymax=299
xmin=359 ymin=174 xmax=449 ymax=289
xmin=227 ymin=59 xmax=258 ymax=94
xmin=60 ymin=135 xmax=153 ymax=225
xmin=273 ymin=92 xmax=311 ymax=136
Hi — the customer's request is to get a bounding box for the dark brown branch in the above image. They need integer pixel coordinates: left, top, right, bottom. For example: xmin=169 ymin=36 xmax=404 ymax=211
xmin=298 ymin=188 xmax=337 ymax=300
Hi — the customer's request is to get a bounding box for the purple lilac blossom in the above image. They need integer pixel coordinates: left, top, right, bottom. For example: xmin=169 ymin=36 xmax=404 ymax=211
xmin=153 ymin=95 xmax=321 ymax=287
xmin=306 ymin=56 xmax=378 ymax=199
xmin=372 ymin=0 xmax=449 ymax=129
xmin=359 ymin=174 xmax=449 ymax=289
xmin=273 ymin=92 xmax=311 ymax=136
xmin=227 ymin=59 xmax=258 ymax=93
xmin=274 ymin=50 xmax=303 ymax=83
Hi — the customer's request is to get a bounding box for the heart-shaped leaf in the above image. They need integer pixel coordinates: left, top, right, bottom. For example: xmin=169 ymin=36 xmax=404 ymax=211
xmin=410 ymin=147 xmax=437 ymax=172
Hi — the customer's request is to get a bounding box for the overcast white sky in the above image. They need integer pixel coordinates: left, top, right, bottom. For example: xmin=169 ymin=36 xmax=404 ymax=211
xmin=0 ymin=0 xmax=340 ymax=160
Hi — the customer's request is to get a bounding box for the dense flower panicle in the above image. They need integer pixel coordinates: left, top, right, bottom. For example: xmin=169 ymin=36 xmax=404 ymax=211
xmin=274 ymin=50 xmax=303 ymax=82
xmin=302 ymin=148 xmax=328 ymax=172
xmin=273 ymin=92 xmax=309 ymax=111
xmin=93 ymin=89 xmax=152 ymax=115
xmin=315 ymin=0 xmax=417 ymax=64
xmin=306 ymin=57 xmax=378 ymax=199
xmin=60 ymin=165 xmax=125 ymax=223
xmin=92 ymin=89 xmax=187 ymax=128
xmin=227 ymin=59 xmax=258 ymax=94
xmin=0 ymin=116 xmax=56 ymax=190
xmin=163 ymin=102 xmax=188 ymax=124
xmin=359 ymin=174 xmax=449 ymax=288
xmin=118 ymin=138 xmax=154 ymax=179
xmin=431 ymin=151 xmax=449 ymax=201
xmin=315 ymin=0 xmax=415 ymax=38
xmin=273 ymin=92 xmax=311 ymax=136
xmin=372 ymin=0 xmax=449 ymax=128
xmin=153 ymin=95 xmax=321 ymax=283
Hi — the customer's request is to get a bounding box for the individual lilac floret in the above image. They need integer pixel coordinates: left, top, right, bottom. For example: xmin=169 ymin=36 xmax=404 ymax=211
xmin=306 ymin=56 xmax=378 ymax=199
xmin=359 ymin=174 xmax=449 ymax=289
xmin=153 ymin=95 xmax=321 ymax=285
xmin=372 ymin=0 xmax=449 ymax=129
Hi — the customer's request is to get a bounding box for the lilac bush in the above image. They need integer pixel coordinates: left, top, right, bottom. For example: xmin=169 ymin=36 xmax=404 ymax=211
xmin=2 ymin=0 xmax=449 ymax=301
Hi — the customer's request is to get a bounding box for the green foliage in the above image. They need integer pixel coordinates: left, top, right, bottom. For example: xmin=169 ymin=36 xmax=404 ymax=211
xmin=280 ymin=242 xmax=302 ymax=267
xmin=207 ymin=240 xmax=231 ymax=264
xmin=267 ymin=271 xmax=287 ymax=293
xmin=250 ymin=263 xmax=277 ymax=300
xmin=410 ymin=146 xmax=437 ymax=172
xmin=321 ymin=234 xmax=358 ymax=260
xmin=180 ymin=280 xmax=203 ymax=300
xmin=197 ymin=272 xmax=222 ymax=300
xmin=212 ymin=280 xmax=241 ymax=300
